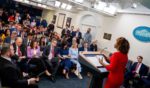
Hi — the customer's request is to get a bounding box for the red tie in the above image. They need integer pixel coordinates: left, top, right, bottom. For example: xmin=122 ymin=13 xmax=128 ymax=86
xmin=18 ymin=47 xmax=22 ymax=57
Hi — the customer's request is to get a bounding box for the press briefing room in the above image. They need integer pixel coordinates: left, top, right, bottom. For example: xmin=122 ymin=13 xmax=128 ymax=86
xmin=0 ymin=0 xmax=150 ymax=88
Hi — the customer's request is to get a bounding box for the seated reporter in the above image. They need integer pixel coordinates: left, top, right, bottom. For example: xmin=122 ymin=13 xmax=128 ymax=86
xmin=69 ymin=42 xmax=83 ymax=79
xmin=90 ymin=40 xmax=98 ymax=51
xmin=124 ymin=56 xmax=149 ymax=88
xmin=0 ymin=45 xmax=39 ymax=88
xmin=27 ymin=40 xmax=52 ymax=78
xmin=12 ymin=37 xmax=28 ymax=73
xmin=79 ymin=42 xmax=91 ymax=52
xmin=42 ymin=38 xmax=60 ymax=82
xmin=58 ymin=42 xmax=73 ymax=79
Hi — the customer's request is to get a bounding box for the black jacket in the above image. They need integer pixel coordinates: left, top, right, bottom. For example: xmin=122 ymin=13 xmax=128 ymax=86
xmin=0 ymin=56 xmax=28 ymax=88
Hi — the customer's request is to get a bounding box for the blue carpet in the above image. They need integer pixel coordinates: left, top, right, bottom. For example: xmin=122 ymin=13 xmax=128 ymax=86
xmin=38 ymin=74 xmax=90 ymax=88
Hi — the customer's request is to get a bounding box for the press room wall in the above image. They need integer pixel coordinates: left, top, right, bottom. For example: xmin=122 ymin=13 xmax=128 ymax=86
xmin=100 ymin=14 xmax=150 ymax=65
xmin=42 ymin=9 xmax=150 ymax=65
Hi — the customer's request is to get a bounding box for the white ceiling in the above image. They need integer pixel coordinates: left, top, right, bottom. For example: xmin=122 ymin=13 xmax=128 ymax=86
xmin=15 ymin=0 xmax=150 ymax=15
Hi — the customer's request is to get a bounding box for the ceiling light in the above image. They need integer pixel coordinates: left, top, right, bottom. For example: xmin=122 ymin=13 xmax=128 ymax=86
xmin=41 ymin=5 xmax=47 ymax=8
xmin=24 ymin=0 xmax=29 ymax=3
xmin=37 ymin=0 xmax=42 ymax=2
xmin=132 ymin=3 xmax=137 ymax=8
xmin=55 ymin=1 xmax=61 ymax=7
xmin=75 ymin=0 xmax=84 ymax=3
xmin=94 ymin=1 xmax=107 ymax=10
xmin=37 ymin=3 xmax=42 ymax=7
xmin=15 ymin=0 xmax=23 ymax=2
xmin=66 ymin=5 xmax=72 ymax=10
xmin=103 ymin=5 xmax=117 ymax=15
xmin=61 ymin=3 xmax=67 ymax=9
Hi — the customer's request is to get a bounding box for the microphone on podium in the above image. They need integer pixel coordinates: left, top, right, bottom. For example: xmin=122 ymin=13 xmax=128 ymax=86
xmin=100 ymin=47 xmax=107 ymax=54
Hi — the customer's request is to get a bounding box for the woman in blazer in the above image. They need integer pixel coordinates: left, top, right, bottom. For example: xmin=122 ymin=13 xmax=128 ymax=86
xmin=99 ymin=37 xmax=130 ymax=88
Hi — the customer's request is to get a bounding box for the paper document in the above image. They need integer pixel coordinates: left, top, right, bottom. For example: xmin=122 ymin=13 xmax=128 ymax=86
xmin=86 ymin=55 xmax=109 ymax=67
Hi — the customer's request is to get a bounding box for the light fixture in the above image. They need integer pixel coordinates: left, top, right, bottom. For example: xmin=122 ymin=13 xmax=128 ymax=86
xmin=15 ymin=0 xmax=23 ymax=2
xmin=24 ymin=0 xmax=29 ymax=3
xmin=75 ymin=0 xmax=84 ymax=3
xmin=132 ymin=3 xmax=137 ymax=8
xmin=61 ymin=3 xmax=67 ymax=9
xmin=37 ymin=3 xmax=42 ymax=7
xmin=66 ymin=4 xmax=72 ymax=10
xmin=55 ymin=1 xmax=61 ymax=7
xmin=41 ymin=5 xmax=47 ymax=8
xmin=37 ymin=0 xmax=42 ymax=2
xmin=103 ymin=5 xmax=117 ymax=15
xmin=94 ymin=1 xmax=107 ymax=10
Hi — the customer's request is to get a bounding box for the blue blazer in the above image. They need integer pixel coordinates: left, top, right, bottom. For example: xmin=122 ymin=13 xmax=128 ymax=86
xmin=4 ymin=37 xmax=11 ymax=44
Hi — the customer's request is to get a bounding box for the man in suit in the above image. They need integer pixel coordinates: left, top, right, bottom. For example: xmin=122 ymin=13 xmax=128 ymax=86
xmin=79 ymin=42 xmax=91 ymax=52
xmin=12 ymin=37 xmax=27 ymax=73
xmin=90 ymin=40 xmax=98 ymax=51
xmin=61 ymin=26 xmax=70 ymax=38
xmin=23 ymin=33 xmax=33 ymax=47
xmin=42 ymin=38 xmax=60 ymax=82
xmin=124 ymin=56 xmax=149 ymax=88
xmin=0 ymin=45 xmax=39 ymax=88
xmin=72 ymin=28 xmax=82 ymax=44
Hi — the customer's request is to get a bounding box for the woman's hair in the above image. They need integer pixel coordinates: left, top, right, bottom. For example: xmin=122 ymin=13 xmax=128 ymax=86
xmin=61 ymin=41 xmax=68 ymax=49
xmin=39 ymin=36 xmax=46 ymax=46
xmin=30 ymin=40 xmax=38 ymax=49
xmin=115 ymin=37 xmax=130 ymax=54
xmin=4 ymin=29 xmax=10 ymax=36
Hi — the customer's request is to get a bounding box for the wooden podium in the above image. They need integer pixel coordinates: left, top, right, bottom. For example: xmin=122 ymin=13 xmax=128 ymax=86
xmin=79 ymin=51 xmax=109 ymax=88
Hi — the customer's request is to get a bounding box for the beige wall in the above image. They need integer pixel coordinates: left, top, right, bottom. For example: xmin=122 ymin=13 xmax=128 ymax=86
xmin=42 ymin=9 xmax=150 ymax=65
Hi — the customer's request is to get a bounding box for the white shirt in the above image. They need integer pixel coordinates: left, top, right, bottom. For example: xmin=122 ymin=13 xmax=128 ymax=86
xmin=1 ymin=56 xmax=11 ymax=62
xmin=135 ymin=63 xmax=142 ymax=74
xmin=48 ymin=46 xmax=54 ymax=60
xmin=15 ymin=46 xmax=19 ymax=55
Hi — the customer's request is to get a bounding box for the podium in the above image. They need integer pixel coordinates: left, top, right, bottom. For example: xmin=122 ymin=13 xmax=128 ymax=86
xmin=79 ymin=52 xmax=109 ymax=88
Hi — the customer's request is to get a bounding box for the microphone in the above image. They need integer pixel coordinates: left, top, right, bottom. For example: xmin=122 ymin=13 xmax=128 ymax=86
xmin=100 ymin=47 xmax=107 ymax=54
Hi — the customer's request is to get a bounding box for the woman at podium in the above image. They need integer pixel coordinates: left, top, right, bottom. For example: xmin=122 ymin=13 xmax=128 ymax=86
xmin=99 ymin=37 xmax=130 ymax=88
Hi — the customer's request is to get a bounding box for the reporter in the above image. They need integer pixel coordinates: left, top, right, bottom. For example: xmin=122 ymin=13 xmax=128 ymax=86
xmin=0 ymin=44 xmax=39 ymax=88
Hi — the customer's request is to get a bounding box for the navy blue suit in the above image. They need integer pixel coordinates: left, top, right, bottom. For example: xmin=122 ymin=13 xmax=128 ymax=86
xmin=79 ymin=47 xmax=91 ymax=52
xmin=124 ymin=62 xmax=149 ymax=88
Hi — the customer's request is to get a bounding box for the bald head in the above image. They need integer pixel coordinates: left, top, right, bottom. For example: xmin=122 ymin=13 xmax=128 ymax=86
xmin=15 ymin=37 xmax=22 ymax=46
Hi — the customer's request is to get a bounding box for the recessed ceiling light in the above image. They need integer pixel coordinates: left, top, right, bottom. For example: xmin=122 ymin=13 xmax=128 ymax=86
xmin=55 ymin=1 xmax=61 ymax=7
xmin=61 ymin=3 xmax=67 ymax=9
xmin=37 ymin=3 xmax=42 ymax=7
xmin=66 ymin=5 xmax=72 ymax=10
xmin=103 ymin=5 xmax=117 ymax=15
xmin=37 ymin=0 xmax=42 ymax=2
xmin=24 ymin=0 xmax=29 ymax=3
xmin=132 ymin=3 xmax=137 ymax=8
xmin=75 ymin=0 xmax=84 ymax=3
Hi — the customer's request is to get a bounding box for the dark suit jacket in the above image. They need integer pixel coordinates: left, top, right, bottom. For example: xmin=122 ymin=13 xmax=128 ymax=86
xmin=13 ymin=43 xmax=27 ymax=56
xmin=79 ymin=47 xmax=91 ymax=52
xmin=61 ymin=29 xmax=70 ymax=38
xmin=131 ymin=62 xmax=149 ymax=77
xmin=0 ymin=56 xmax=28 ymax=88
xmin=90 ymin=44 xmax=98 ymax=51
xmin=72 ymin=31 xmax=82 ymax=44
xmin=42 ymin=45 xmax=59 ymax=60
